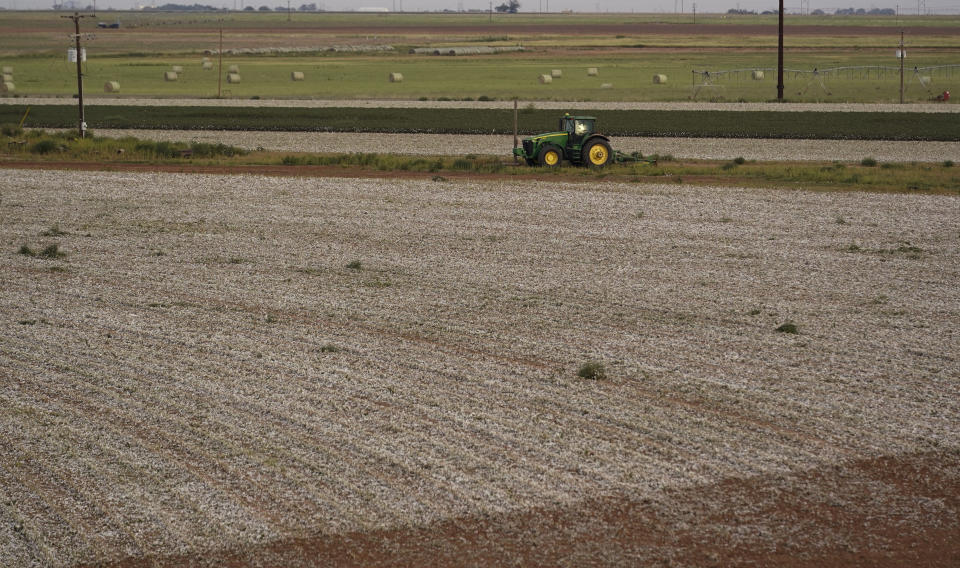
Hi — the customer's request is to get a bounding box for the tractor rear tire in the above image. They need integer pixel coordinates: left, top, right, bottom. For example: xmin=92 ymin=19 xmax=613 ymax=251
xmin=584 ymin=139 xmax=612 ymax=168
xmin=537 ymin=146 xmax=562 ymax=168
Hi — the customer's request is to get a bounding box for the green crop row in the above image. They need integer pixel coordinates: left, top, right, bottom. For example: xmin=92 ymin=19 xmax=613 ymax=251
xmin=2 ymin=104 xmax=958 ymax=140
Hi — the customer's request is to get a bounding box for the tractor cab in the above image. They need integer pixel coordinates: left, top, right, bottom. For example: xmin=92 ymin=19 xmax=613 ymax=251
xmin=560 ymin=115 xmax=596 ymax=146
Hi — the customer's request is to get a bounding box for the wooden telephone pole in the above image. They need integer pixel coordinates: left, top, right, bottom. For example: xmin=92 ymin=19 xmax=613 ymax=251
xmin=777 ymin=0 xmax=784 ymax=100
xmin=62 ymin=12 xmax=93 ymax=138
xmin=899 ymin=30 xmax=905 ymax=104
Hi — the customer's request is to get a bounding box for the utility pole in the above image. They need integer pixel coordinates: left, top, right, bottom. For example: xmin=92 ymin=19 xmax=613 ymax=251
xmin=777 ymin=0 xmax=784 ymax=100
xmin=62 ymin=11 xmax=93 ymax=138
xmin=218 ymin=21 xmax=223 ymax=98
xmin=899 ymin=30 xmax=905 ymax=104
xmin=513 ymin=98 xmax=518 ymax=162
xmin=692 ymin=3 xmax=696 ymax=23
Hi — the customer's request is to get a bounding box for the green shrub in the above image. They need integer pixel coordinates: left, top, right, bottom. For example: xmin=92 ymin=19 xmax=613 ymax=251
xmin=860 ymin=157 xmax=877 ymax=167
xmin=452 ymin=158 xmax=472 ymax=171
xmin=190 ymin=141 xmax=243 ymax=157
xmin=733 ymin=156 xmax=746 ymax=164
xmin=578 ymin=360 xmax=606 ymax=380
xmin=1 ymin=123 xmax=23 ymax=137
xmin=29 ymin=139 xmax=59 ymax=154
xmin=944 ymin=160 xmax=954 ymax=168
xmin=346 ymin=260 xmax=362 ymax=270
xmin=154 ymin=141 xmax=178 ymax=158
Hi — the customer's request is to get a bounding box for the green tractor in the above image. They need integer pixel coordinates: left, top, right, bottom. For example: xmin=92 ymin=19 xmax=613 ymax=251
xmin=513 ymin=113 xmax=651 ymax=168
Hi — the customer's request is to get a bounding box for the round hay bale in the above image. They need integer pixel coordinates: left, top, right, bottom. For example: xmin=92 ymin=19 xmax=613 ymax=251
xmin=164 ymin=71 xmax=178 ymax=82
xmin=1 ymin=66 xmax=12 ymax=74
xmin=291 ymin=71 xmax=305 ymax=81
xmin=389 ymin=72 xmax=404 ymax=83
xmin=228 ymin=64 xmax=240 ymax=73
xmin=653 ymin=74 xmax=668 ymax=84
xmin=201 ymin=61 xmax=213 ymax=70
xmin=0 ymin=81 xmax=14 ymax=93
xmin=587 ymin=67 xmax=598 ymax=76
xmin=202 ymin=57 xmax=210 ymax=63
xmin=539 ymin=74 xmax=553 ymax=84
xmin=171 ymin=65 xmax=184 ymax=73
xmin=227 ymin=73 xmax=241 ymax=84
xmin=103 ymin=81 xmax=120 ymax=93
xmin=600 ymin=83 xmax=613 ymax=89
xmin=751 ymin=70 xmax=765 ymax=80
xmin=2 ymin=73 xmax=12 ymax=83
xmin=551 ymin=69 xmax=562 ymax=78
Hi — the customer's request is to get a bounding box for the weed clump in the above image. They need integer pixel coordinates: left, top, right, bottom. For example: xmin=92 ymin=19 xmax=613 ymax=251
xmin=775 ymin=322 xmax=799 ymax=334
xmin=860 ymin=157 xmax=877 ymax=167
xmin=346 ymin=260 xmax=362 ymax=270
xmin=19 ymin=243 xmax=65 ymax=258
xmin=578 ymin=360 xmax=606 ymax=380
xmin=39 ymin=244 xmax=65 ymax=259
xmin=1 ymin=123 xmax=24 ymax=137
xmin=30 ymin=139 xmax=59 ymax=155
xmin=40 ymin=225 xmax=68 ymax=236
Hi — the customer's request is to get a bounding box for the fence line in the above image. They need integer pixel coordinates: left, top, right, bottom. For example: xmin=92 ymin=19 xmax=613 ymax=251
xmin=691 ymin=64 xmax=958 ymax=99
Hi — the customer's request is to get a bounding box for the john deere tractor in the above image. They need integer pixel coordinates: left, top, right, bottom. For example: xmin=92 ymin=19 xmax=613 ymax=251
xmin=513 ymin=114 xmax=616 ymax=168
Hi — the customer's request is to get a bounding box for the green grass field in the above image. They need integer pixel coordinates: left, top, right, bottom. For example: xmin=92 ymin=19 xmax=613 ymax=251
xmin=1 ymin=10 xmax=957 ymax=103
xmin=4 ymin=51 xmax=959 ymax=103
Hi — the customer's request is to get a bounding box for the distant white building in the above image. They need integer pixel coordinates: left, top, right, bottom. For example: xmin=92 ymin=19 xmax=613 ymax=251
xmin=357 ymin=6 xmax=390 ymax=11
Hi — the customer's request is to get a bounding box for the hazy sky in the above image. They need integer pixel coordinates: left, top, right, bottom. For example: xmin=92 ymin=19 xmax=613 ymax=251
xmin=1 ymin=0 xmax=956 ymax=15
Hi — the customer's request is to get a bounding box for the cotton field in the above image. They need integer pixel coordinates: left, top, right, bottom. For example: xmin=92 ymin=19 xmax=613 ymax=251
xmin=1 ymin=169 xmax=958 ymax=566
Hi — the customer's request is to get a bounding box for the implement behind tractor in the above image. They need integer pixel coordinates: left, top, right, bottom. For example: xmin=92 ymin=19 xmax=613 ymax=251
xmin=513 ymin=113 xmax=655 ymax=168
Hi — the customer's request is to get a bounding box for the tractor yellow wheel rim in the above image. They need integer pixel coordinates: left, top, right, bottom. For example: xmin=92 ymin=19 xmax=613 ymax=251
xmin=588 ymin=145 xmax=608 ymax=165
xmin=544 ymin=150 xmax=559 ymax=166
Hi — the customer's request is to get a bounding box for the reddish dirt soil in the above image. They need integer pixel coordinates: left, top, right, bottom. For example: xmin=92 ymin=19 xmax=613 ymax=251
xmin=79 ymin=452 xmax=960 ymax=567
xmin=0 ymin=159 xmax=548 ymax=181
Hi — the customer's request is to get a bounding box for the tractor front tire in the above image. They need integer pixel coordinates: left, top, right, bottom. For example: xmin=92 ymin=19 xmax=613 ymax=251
xmin=537 ymin=146 xmax=562 ymax=168
xmin=584 ymin=139 xmax=612 ymax=168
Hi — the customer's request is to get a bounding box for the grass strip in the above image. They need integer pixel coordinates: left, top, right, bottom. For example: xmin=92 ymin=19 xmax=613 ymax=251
xmin=2 ymin=105 xmax=958 ymax=141
xmin=2 ymin=129 xmax=956 ymax=194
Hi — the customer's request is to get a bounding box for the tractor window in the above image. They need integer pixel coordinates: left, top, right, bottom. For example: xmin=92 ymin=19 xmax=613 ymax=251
xmin=574 ymin=121 xmax=588 ymax=135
